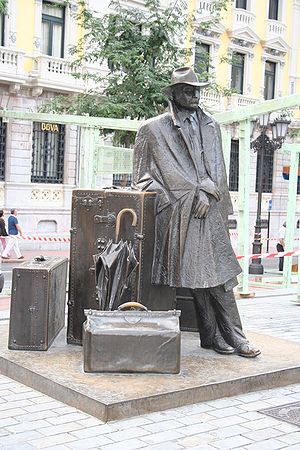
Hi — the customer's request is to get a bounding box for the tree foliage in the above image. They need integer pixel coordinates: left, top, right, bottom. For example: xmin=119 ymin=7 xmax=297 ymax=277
xmin=43 ymin=0 xmax=188 ymax=120
xmin=0 ymin=0 xmax=7 ymax=14
xmin=42 ymin=0 xmax=233 ymax=125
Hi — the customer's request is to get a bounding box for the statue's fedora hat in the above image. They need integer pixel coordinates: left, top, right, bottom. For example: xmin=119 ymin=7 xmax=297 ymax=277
xmin=162 ymin=66 xmax=209 ymax=96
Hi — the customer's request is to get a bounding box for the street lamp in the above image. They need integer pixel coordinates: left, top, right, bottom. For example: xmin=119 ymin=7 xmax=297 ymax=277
xmin=248 ymin=113 xmax=291 ymax=275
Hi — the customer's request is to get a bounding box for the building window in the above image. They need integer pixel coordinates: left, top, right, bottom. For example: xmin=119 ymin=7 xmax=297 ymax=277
xmin=231 ymin=52 xmax=245 ymax=94
xmin=31 ymin=122 xmax=65 ymax=183
xmin=268 ymin=0 xmax=279 ymax=20
xmin=0 ymin=14 xmax=5 ymax=46
xmin=194 ymin=43 xmax=210 ymax=81
xmin=236 ymin=0 xmax=247 ymax=8
xmin=229 ymin=140 xmax=239 ymax=191
xmin=264 ymin=61 xmax=276 ymax=99
xmin=0 ymin=119 xmax=6 ymax=181
xmin=112 ymin=173 xmax=132 ymax=188
xmin=255 ymin=147 xmax=274 ymax=193
xmin=41 ymin=1 xmax=65 ymax=58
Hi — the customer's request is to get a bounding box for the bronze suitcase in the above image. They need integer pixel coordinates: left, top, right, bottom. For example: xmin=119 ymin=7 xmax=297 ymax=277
xmin=67 ymin=189 xmax=176 ymax=345
xmin=83 ymin=307 xmax=181 ymax=373
xmin=8 ymin=257 xmax=68 ymax=351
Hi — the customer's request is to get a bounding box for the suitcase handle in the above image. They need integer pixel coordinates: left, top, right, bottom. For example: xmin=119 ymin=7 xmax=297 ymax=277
xmin=117 ymin=302 xmax=148 ymax=311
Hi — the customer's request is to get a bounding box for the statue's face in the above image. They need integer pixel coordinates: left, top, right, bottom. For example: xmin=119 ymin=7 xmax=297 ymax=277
xmin=172 ymin=84 xmax=200 ymax=111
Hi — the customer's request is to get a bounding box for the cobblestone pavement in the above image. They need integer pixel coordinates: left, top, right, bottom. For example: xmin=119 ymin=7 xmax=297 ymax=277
xmin=1 ymin=267 xmax=300 ymax=448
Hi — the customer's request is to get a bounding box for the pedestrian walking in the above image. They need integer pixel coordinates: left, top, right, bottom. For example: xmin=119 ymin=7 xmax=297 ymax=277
xmin=0 ymin=209 xmax=8 ymax=253
xmin=276 ymin=221 xmax=286 ymax=271
xmin=1 ymin=209 xmax=24 ymax=260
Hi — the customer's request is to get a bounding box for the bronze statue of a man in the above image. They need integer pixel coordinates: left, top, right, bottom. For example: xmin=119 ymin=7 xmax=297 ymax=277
xmin=133 ymin=67 xmax=260 ymax=358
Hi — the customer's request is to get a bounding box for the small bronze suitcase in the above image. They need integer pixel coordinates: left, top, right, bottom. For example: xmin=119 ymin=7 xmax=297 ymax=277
xmin=8 ymin=256 xmax=68 ymax=351
xmin=67 ymin=189 xmax=176 ymax=345
xmin=83 ymin=307 xmax=181 ymax=373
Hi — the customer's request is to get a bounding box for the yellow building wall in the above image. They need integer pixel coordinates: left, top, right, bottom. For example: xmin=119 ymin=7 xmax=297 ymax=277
xmin=188 ymin=0 xmax=296 ymax=103
xmin=16 ymin=0 xmax=35 ymax=72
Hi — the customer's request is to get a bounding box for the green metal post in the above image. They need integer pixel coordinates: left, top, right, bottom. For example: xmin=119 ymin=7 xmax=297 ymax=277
xmin=237 ymin=120 xmax=251 ymax=295
xmin=298 ymin=225 xmax=300 ymax=302
xmin=79 ymin=127 xmax=99 ymax=189
xmin=281 ymin=144 xmax=300 ymax=287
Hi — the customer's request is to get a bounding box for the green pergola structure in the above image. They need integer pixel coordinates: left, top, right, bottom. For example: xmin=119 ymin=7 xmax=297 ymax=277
xmin=1 ymin=93 xmax=300 ymax=299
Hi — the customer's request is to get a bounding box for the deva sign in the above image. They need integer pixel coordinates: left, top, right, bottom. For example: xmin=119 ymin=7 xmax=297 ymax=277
xmin=41 ymin=122 xmax=59 ymax=132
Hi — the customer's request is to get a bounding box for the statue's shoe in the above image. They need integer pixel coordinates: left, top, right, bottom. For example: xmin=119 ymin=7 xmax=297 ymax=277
xmin=236 ymin=342 xmax=261 ymax=358
xmin=211 ymin=340 xmax=235 ymax=355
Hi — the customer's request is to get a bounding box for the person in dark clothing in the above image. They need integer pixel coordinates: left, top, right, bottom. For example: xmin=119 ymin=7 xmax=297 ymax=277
xmin=0 ymin=209 xmax=8 ymax=252
xmin=133 ymin=67 xmax=260 ymax=358
xmin=2 ymin=209 xmax=24 ymax=260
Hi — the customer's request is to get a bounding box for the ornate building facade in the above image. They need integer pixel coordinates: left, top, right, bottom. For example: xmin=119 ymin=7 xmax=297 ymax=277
xmin=0 ymin=0 xmax=299 ymax=251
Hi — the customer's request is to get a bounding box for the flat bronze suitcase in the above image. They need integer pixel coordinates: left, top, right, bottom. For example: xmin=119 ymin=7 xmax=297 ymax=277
xmin=67 ymin=189 xmax=176 ymax=345
xmin=83 ymin=305 xmax=181 ymax=373
xmin=8 ymin=256 xmax=68 ymax=351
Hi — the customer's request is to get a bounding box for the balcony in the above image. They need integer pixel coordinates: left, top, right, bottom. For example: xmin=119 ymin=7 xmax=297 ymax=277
xmin=265 ymin=19 xmax=286 ymax=40
xmin=200 ymin=90 xmax=225 ymax=112
xmin=0 ymin=46 xmax=26 ymax=84
xmin=233 ymin=8 xmax=255 ymax=30
xmin=197 ymin=0 xmax=212 ymax=20
xmin=227 ymin=94 xmax=260 ymax=110
xmin=30 ymin=55 xmax=85 ymax=93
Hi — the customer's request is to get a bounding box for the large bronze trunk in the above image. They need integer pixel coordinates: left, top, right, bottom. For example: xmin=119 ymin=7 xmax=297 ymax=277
xmin=67 ymin=189 xmax=176 ymax=345
xmin=8 ymin=257 xmax=68 ymax=351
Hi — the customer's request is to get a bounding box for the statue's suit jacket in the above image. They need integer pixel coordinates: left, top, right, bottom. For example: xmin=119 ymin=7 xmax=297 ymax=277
xmin=133 ymin=103 xmax=241 ymax=289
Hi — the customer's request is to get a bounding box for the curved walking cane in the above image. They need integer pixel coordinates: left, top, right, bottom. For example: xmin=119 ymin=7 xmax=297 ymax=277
xmin=115 ymin=208 xmax=138 ymax=242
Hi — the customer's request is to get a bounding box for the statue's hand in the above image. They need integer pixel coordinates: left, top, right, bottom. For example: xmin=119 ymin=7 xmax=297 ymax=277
xmin=193 ymin=191 xmax=210 ymax=218
xmin=199 ymin=178 xmax=221 ymax=201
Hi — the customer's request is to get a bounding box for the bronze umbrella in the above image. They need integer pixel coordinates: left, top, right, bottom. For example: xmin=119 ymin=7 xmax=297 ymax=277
xmin=93 ymin=239 xmax=138 ymax=311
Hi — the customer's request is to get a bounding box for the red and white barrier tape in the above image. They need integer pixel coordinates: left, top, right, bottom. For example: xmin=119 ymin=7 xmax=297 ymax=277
xmin=237 ymin=250 xmax=300 ymax=260
xmin=17 ymin=235 xmax=70 ymax=243
xmin=229 ymin=232 xmax=299 ymax=241
xmin=3 ymin=235 xmax=300 ymax=261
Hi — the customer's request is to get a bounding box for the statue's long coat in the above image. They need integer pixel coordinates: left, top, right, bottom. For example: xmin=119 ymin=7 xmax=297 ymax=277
xmin=133 ymin=104 xmax=242 ymax=289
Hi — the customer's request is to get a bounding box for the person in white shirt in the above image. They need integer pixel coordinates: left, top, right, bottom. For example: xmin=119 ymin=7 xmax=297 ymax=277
xmin=276 ymin=221 xmax=286 ymax=271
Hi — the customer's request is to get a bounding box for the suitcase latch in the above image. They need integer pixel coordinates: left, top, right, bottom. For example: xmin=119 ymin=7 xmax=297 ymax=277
xmin=80 ymin=197 xmax=103 ymax=210
xmin=94 ymin=214 xmax=116 ymax=225
xmin=96 ymin=237 xmax=107 ymax=251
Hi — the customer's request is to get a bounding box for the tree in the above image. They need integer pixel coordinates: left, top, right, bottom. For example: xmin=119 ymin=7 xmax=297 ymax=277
xmin=43 ymin=0 xmax=188 ymax=121
xmin=0 ymin=1 xmax=7 ymax=14
xmin=42 ymin=0 xmax=233 ymax=138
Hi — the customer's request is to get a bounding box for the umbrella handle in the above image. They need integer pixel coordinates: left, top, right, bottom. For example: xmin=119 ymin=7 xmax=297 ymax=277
xmin=118 ymin=302 xmax=148 ymax=311
xmin=115 ymin=208 xmax=138 ymax=241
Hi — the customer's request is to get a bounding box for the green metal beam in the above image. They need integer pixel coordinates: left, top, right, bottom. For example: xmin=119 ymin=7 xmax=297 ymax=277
xmin=79 ymin=127 xmax=100 ymax=188
xmin=281 ymin=143 xmax=300 ymax=288
xmin=215 ymin=93 xmax=300 ymax=124
xmin=0 ymin=92 xmax=300 ymax=129
xmin=237 ymin=120 xmax=251 ymax=295
xmin=0 ymin=110 xmax=141 ymax=131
